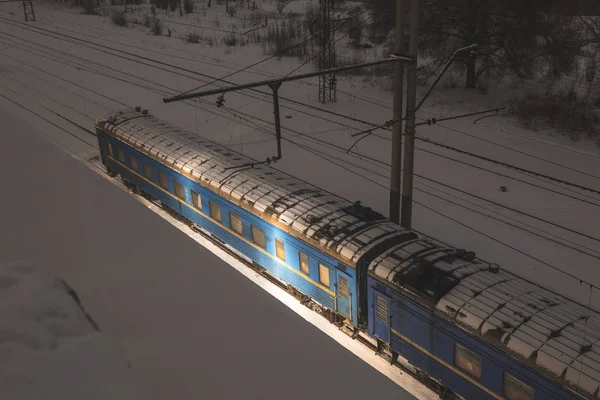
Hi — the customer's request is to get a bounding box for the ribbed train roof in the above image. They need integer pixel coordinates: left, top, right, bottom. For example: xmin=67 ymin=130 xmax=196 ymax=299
xmin=96 ymin=109 xmax=411 ymax=267
xmin=369 ymin=237 xmax=600 ymax=399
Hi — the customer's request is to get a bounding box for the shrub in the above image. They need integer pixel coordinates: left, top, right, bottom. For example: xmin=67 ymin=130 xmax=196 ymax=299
xmin=265 ymin=19 xmax=307 ymax=60
xmin=111 ymin=11 xmax=127 ymax=27
xmin=187 ymin=32 xmax=200 ymax=43
xmin=223 ymin=32 xmax=238 ymax=46
xmin=82 ymin=2 xmax=97 ymax=15
xmin=509 ymin=89 xmax=600 ymax=143
xmin=152 ymin=19 xmax=162 ymax=35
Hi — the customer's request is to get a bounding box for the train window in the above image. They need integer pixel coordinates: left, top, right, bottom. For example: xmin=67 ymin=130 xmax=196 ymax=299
xmin=143 ymin=163 xmax=153 ymax=180
xmin=116 ymin=148 xmax=125 ymax=163
xmin=319 ymin=264 xmax=330 ymax=288
xmin=504 ymin=373 xmax=534 ymax=400
xmin=130 ymin=155 xmax=139 ymax=172
xmin=209 ymin=201 xmax=222 ymax=223
xmin=108 ymin=143 xmax=114 ymax=156
xmin=158 ymin=171 xmax=168 ymax=190
xmin=174 ymin=181 xmax=184 ymax=200
xmin=275 ymin=239 xmax=285 ymax=261
xmin=191 ymin=190 xmax=202 ymax=210
xmin=230 ymin=212 xmax=243 ymax=235
xmin=299 ymin=252 xmax=309 ymax=275
xmin=454 ymin=343 xmax=482 ymax=380
xmin=251 ymin=225 xmax=266 ymax=249
xmin=375 ymin=296 xmax=388 ymax=323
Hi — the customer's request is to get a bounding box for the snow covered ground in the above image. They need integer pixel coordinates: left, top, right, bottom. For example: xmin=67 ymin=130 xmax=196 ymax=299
xmin=0 ymin=261 xmax=148 ymax=400
xmin=0 ymin=1 xmax=599 ymax=396
xmin=0 ymin=107 xmax=425 ymax=398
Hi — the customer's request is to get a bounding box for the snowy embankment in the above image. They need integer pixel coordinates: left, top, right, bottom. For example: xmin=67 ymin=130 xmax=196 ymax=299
xmin=0 ymin=261 xmax=147 ymax=400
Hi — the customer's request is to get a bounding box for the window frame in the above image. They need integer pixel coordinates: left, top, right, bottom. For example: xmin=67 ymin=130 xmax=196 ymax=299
xmin=158 ymin=170 xmax=168 ymax=190
xmin=209 ymin=200 xmax=222 ymax=223
xmin=174 ymin=180 xmax=185 ymax=200
xmin=318 ymin=263 xmax=330 ymax=288
xmin=129 ymin=154 xmax=139 ymax=172
xmin=503 ymin=372 xmax=535 ymax=400
xmin=116 ymin=147 xmax=125 ymax=163
xmin=143 ymin=163 xmax=153 ymax=180
xmin=230 ymin=212 xmax=243 ymax=235
xmin=251 ymin=225 xmax=266 ymax=249
xmin=298 ymin=252 xmax=310 ymax=275
xmin=275 ymin=239 xmax=286 ymax=261
xmin=454 ymin=343 xmax=482 ymax=380
xmin=191 ymin=190 xmax=202 ymax=211
xmin=108 ymin=143 xmax=114 ymax=157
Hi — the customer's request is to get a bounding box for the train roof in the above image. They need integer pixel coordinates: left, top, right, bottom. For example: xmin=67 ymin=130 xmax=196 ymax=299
xmin=96 ymin=109 xmax=412 ymax=268
xmin=369 ymin=238 xmax=600 ymax=398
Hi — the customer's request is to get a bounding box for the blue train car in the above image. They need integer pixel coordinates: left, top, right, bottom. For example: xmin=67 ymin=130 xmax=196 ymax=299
xmin=95 ymin=109 xmax=408 ymax=329
xmin=366 ymin=238 xmax=599 ymax=400
xmin=95 ymin=109 xmax=600 ymax=400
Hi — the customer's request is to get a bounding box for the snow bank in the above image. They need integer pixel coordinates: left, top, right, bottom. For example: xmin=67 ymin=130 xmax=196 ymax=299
xmin=0 ymin=261 xmax=148 ymax=400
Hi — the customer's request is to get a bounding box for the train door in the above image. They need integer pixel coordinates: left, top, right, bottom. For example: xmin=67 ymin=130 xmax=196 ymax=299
xmin=372 ymin=290 xmax=391 ymax=342
xmin=335 ymin=270 xmax=352 ymax=322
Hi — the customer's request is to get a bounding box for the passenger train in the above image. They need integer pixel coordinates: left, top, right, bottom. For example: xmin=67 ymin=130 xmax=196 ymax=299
xmin=95 ymin=108 xmax=600 ymax=400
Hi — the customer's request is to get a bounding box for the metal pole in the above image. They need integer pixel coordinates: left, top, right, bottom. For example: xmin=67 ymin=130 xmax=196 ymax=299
xmin=268 ymin=82 xmax=283 ymax=160
xmin=163 ymin=56 xmax=413 ymax=103
xmin=389 ymin=0 xmax=406 ymax=224
xmin=400 ymin=0 xmax=419 ymax=229
xmin=416 ymin=44 xmax=478 ymax=112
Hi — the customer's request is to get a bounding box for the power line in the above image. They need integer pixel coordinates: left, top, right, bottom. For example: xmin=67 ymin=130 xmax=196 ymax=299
xmin=221 ymin=108 xmax=600 ymax=292
xmin=7 ymin=10 xmax=600 ymax=366
xmin=0 ymin=89 xmax=96 ymax=147
xmin=417 ymin=135 xmax=600 ymax=195
xmin=432 ymin=120 xmax=600 ymax=181
xmin=2 ymin=29 xmax=596 ymax=296
xmin=4 ymin=14 xmax=600 ymax=364
xmin=175 ymin=7 xmax=374 ymax=96
xmin=4 ymin=15 xmax=599 ymax=206
xmin=218 ymin=101 xmax=600 ymax=248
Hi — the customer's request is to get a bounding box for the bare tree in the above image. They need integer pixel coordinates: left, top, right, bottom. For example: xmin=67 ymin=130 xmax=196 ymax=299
xmin=272 ymin=0 xmax=292 ymax=15
xmin=417 ymin=0 xmax=587 ymax=88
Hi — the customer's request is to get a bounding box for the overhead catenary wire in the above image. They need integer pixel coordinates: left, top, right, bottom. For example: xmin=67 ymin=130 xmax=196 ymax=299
xmin=4 ymin=22 xmax=600 ymax=332
xmin=221 ymin=107 xmax=600 ymax=308
xmin=4 ymin=9 xmax=600 ymax=382
xmin=3 ymin=17 xmax=599 ymax=212
xmin=173 ymin=7 xmax=375 ymax=97
xmin=2 ymin=14 xmax=596 ymax=250
xmin=223 ymin=106 xmax=600 ymax=250
xmin=4 ymin=14 xmax=598 ymax=200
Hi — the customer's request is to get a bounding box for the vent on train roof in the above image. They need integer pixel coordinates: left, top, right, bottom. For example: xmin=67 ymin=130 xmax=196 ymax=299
xmin=455 ymin=249 xmax=476 ymax=261
xmin=342 ymin=201 xmax=385 ymax=222
xmin=395 ymin=259 xmax=459 ymax=300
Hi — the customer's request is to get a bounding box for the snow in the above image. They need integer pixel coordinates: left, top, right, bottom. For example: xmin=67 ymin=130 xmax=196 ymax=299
xmin=0 ymin=261 xmax=148 ymax=400
xmin=0 ymin=108 xmax=423 ymax=399
xmin=0 ymin=1 xmax=599 ymax=395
